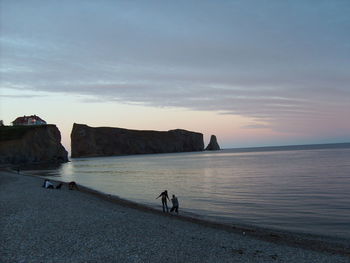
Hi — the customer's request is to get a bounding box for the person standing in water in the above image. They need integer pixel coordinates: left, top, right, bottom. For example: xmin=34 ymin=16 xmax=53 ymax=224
xmin=170 ymin=194 xmax=179 ymax=214
xmin=156 ymin=190 xmax=170 ymax=212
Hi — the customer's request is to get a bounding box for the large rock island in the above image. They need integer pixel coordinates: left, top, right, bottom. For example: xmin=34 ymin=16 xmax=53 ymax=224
xmin=71 ymin=123 xmax=204 ymax=158
xmin=0 ymin=125 xmax=68 ymax=165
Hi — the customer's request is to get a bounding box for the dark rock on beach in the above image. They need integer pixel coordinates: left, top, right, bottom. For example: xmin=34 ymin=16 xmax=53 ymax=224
xmin=71 ymin=123 xmax=204 ymax=158
xmin=206 ymin=135 xmax=221 ymax=151
xmin=0 ymin=125 xmax=68 ymax=165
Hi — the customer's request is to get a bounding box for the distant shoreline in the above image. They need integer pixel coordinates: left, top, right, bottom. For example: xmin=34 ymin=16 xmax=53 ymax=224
xmin=224 ymin=142 xmax=350 ymax=153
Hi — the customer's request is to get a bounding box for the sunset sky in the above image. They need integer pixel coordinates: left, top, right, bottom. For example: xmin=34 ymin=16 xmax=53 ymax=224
xmin=1 ymin=0 xmax=349 ymax=153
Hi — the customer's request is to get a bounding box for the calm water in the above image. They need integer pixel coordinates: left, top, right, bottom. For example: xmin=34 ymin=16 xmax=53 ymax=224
xmin=30 ymin=145 xmax=350 ymax=239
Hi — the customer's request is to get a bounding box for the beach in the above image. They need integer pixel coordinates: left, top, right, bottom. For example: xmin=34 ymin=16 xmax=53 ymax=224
xmin=1 ymin=170 xmax=349 ymax=263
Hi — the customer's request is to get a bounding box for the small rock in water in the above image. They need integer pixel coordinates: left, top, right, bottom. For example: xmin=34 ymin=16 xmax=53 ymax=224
xmin=205 ymin=135 xmax=220 ymax=151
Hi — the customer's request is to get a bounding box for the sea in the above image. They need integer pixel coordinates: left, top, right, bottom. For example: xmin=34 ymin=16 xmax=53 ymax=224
xmin=26 ymin=143 xmax=350 ymax=240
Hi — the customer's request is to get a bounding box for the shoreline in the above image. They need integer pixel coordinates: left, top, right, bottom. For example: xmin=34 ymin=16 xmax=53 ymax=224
xmin=18 ymin=168 xmax=350 ymax=246
xmin=77 ymin=184 xmax=350 ymax=256
xmin=3 ymin=168 xmax=350 ymax=259
xmin=12 ymin=161 xmax=350 ymax=243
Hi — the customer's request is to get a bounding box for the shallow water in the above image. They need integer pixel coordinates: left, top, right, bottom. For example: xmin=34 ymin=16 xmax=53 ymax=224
xmin=29 ymin=145 xmax=350 ymax=239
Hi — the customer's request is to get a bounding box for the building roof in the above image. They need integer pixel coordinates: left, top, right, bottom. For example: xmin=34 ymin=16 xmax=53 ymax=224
xmin=12 ymin=115 xmax=46 ymax=124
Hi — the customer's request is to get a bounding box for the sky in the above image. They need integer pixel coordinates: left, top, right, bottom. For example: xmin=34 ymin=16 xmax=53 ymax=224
xmin=1 ymin=0 xmax=349 ymax=153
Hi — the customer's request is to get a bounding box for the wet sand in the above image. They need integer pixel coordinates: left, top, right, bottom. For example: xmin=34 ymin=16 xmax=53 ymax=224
xmin=1 ymin=170 xmax=349 ymax=263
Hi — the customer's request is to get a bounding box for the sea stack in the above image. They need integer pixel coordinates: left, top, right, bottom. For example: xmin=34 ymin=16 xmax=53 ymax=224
xmin=205 ymin=135 xmax=221 ymax=151
xmin=71 ymin=123 xmax=204 ymax=158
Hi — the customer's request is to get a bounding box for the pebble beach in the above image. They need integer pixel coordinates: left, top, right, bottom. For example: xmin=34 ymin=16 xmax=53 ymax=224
xmin=1 ymin=170 xmax=349 ymax=263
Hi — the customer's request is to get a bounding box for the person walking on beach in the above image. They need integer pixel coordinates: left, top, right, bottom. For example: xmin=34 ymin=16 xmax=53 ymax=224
xmin=170 ymin=194 xmax=179 ymax=214
xmin=156 ymin=190 xmax=170 ymax=212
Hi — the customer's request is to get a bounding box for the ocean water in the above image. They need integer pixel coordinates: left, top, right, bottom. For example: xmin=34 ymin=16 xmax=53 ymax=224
xmin=31 ymin=144 xmax=350 ymax=239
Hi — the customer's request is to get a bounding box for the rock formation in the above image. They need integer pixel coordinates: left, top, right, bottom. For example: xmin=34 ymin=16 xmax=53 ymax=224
xmin=205 ymin=135 xmax=220 ymax=151
xmin=0 ymin=125 xmax=68 ymax=165
xmin=71 ymin=123 xmax=204 ymax=158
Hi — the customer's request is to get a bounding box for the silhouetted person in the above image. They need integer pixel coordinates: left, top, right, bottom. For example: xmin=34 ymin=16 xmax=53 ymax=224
xmin=156 ymin=190 xmax=170 ymax=212
xmin=56 ymin=183 xmax=63 ymax=189
xmin=170 ymin=194 xmax=179 ymax=214
xmin=68 ymin=181 xmax=78 ymax=190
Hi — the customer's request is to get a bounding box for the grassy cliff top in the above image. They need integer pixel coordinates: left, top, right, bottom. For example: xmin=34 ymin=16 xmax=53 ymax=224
xmin=0 ymin=125 xmax=53 ymax=141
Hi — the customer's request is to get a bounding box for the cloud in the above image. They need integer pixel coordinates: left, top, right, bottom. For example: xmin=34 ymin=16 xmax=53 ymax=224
xmin=0 ymin=0 xmax=349 ymax=134
xmin=0 ymin=94 xmax=47 ymax=99
xmin=241 ymin=123 xmax=271 ymax=129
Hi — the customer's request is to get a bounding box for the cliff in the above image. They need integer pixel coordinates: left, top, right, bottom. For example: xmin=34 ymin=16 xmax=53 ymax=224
xmin=0 ymin=125 xmax=68 ymax=165
xmin=205 ymin=135 xmax=221 ymax=151
xmin=71 ymin=123 xmax=204 ymax=158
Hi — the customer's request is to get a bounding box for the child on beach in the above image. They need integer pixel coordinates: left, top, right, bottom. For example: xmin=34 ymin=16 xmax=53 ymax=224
xmin=156 ymin=190 xmax=170 ymax=212
xmin=170 ymin=194 xmax=179 ymax=214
